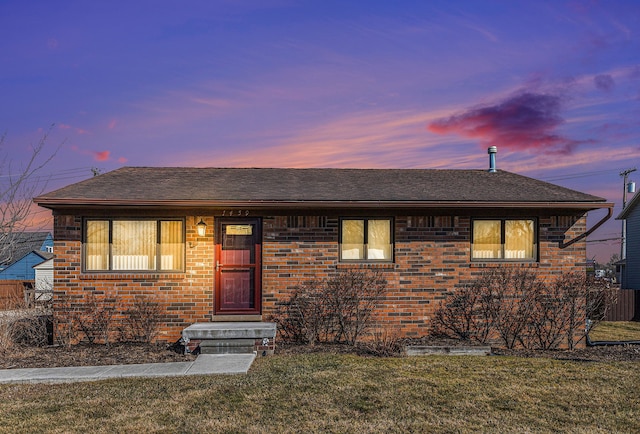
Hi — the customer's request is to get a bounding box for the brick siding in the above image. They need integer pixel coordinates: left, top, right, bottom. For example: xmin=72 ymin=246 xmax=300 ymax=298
xmin=51 ymin=212 xmax=588 ymax=344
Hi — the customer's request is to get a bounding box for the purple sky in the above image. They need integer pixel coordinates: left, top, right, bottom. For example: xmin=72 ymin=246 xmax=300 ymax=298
xmin=2 ymin=1 xmax=639 ymax=263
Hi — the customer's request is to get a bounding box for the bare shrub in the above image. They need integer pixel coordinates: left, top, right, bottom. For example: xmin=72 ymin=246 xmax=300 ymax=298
xmin=361 ymin=326 xmax=403 ymax=357
xmin=119 ymin=296 xmax=164 ymax=343
xmin=271 ymin=279 xmax=330 ymax=345
xmin=431 ymin=284 xmax=491 ymax=343
xmin=271 ymin=269 xmax=387 ymax=345
xmin=324 ymin=269 xmax=387 ymax=345
xmin=54 ymin=297 xmax=80 ymax=347
xmin=432 ymin=269 xmax=619 ymax=350
xmin=482 ymin=268 xmax=542 ymax=349
xmin=526 ymin=278 xmax=573 ymax=350
xmin=0 ymin=322 xmax=13 ymax=352
xmin=558 ymin=273 xmax=617 ymax=349
xmin=0 ymin=311 xmax=52 ymax=351
xmin=9 ymin=313 xmax=51 ymax=346
xmin=74 ymin=292 xmax=117 ymax=346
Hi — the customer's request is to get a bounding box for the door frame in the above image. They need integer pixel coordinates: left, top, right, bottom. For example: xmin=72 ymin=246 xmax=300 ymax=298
xmin=214 ymin=217 xmax=262 ymax=315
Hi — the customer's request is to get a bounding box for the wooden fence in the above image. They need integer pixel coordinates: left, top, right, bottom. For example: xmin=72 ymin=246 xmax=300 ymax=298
xmin=606 ymin=288 xmax=640 ymax=321
xmin=0 ymin=280 xmax=29 ymax=310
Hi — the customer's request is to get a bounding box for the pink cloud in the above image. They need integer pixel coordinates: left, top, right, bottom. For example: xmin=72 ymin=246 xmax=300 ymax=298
xmin=108 ymin=119 xmax=117 ymax=129
xmin=427 ymin=92 xmax=586 ymax=155
xmin=94 ymin=151 xmax=110 ymax=161
xmin=58 ymin=124 xmax=72 ymax=130
xmin=117 ymin=156 xmax=128 ymax=164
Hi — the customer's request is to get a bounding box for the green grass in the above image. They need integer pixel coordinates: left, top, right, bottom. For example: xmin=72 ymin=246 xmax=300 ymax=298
xmin=1 ymin=354 xmax=639 ymax=433
xmin=590 ymin=321 xmax=640 ymax=342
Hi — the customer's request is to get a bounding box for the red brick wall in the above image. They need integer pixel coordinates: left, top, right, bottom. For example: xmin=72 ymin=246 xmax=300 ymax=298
xmin=261 ymin=214 xmax=588 ymax=338
xmin=52 ymin=215 xmax=215 ymax=344
xmin=52 ymin=212 xmax=588 ymax=343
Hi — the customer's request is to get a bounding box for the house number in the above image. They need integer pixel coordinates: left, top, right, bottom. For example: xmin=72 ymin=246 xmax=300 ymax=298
xmin=222 ymin=210 xmax=250 ymax=216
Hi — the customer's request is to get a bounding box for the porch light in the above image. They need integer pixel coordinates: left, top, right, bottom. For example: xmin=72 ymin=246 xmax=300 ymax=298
xmin=196 ymin=219 xmax=207 ymax=237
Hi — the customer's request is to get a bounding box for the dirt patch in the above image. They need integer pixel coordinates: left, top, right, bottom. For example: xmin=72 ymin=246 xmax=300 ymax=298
xmin=0 ymin=342 xmax=196 ymax=369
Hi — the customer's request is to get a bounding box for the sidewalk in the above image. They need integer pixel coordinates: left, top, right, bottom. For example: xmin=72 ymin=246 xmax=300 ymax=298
xmin=0 ymin=353 xmax=256 ymax=384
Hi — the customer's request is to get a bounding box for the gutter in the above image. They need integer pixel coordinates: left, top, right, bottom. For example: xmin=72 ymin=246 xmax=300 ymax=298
xmin=34 ymin=198 xmax=614 ymax=211
xmin=559 ymin=205 xmax=613 ymax=249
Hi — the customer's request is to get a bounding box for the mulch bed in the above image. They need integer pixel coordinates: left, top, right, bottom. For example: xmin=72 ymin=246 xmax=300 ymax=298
xmin=1 ymin=340 xmax=640 ymax=370
xmin=0 ymin=343 xmax=196 ymax=370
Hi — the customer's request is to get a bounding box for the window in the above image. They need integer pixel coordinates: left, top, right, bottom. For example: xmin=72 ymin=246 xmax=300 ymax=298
xmin=340 ymin=218 xmax=392 ymax=261
xmin=472 ymin=219 xmax=536 ymax=261
xmin=84 ymin=219 xmax=185 ymax=271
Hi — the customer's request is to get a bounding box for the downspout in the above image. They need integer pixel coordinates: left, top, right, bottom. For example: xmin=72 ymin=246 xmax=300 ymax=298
xmin=559 ymin=206 xmax=613 ymax=249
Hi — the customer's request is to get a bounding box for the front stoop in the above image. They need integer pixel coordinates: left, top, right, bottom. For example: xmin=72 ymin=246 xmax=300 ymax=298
xmin=182 ymin=322 xmax=277 ymax=356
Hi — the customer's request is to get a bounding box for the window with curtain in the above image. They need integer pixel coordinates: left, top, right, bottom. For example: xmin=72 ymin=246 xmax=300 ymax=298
xmin=471 ymin=219 xmax=536 ymax=261
xmin=84 ymin=219 xmax=185 ymax=271
xmin=340 ymin=218 xmax=392 ymax=262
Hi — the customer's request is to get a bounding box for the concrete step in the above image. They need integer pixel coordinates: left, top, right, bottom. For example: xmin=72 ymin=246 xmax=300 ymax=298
xmin=182 ymin=322 xmax=277 ymax=355
xmin=182 ymin=322 xmax=276 ymax=341
xmin=199 ymin=339 xmax=256 ymax=355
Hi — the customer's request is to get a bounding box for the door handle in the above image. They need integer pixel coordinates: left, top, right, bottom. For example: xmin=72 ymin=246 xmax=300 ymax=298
xmin=216 ymin=261 xmax=221 ymax=272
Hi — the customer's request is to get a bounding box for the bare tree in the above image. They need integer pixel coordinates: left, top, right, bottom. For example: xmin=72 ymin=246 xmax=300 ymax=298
xmin=0 ymin=127 xmax=58 ymax=265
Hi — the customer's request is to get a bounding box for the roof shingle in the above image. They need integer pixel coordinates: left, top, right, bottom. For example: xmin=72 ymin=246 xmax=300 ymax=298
xmin=35 ymin=167 xmax=607 ymax=208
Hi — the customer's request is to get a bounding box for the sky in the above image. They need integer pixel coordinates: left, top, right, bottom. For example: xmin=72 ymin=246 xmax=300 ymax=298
xmin=1 ymin=0 xmax=639 ymax=263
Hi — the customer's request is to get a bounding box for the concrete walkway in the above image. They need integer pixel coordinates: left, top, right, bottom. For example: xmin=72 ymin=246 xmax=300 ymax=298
xmin=0 ymin=353 xmax=256 ymax=384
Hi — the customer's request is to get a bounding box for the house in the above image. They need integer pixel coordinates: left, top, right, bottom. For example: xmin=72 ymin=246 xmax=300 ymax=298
xmin=617 ymin=190 xmax=640 ymax=290
xmin=0 ymin=232 xmax=53 ymax=280
xmin=34 ymin=156 xmax=612 ymax=348
xmin=33 ymin=257 xmax=54 ymax=303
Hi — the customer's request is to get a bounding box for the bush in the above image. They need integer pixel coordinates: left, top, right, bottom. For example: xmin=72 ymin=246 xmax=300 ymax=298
xmin=9 ymin=314 xmax=52 ymax=347
xmin=73 ymin=292 xmax=117 ymax=346
xmin=118 ymin=296 xmax=164 ymax=343
xmin=361 ymin=327 xmax=404 ymax=357
xmin=431 ymin=284 xmax=491 ymax=343
xmin=0 ymin=312 xmax=52 ymax=351
xmin=271 ymin=269 xmax=387 ymax=345
xmin=431 ymin=269 xmax=617 ymax=350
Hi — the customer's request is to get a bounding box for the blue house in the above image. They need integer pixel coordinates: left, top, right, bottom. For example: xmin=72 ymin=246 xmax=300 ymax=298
xmin=0 ymin=232 xmax=53 ymax=280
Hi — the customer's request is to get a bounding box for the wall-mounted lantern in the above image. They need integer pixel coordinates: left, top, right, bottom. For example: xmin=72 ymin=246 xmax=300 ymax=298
xmin=196 ymin=218 xmax=207 ymax=237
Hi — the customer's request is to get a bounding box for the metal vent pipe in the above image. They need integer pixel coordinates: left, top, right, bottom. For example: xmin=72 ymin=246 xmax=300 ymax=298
xmin=488 ymin=146 xmax=497 ymax=172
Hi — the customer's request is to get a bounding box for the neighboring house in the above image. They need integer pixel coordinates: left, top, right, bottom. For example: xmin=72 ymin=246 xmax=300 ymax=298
xmin=33 ymin=257 xmax=54 ymax=302
xmin=0 ymin=232 xmax=53 ymax=280
xmin=34 ymin=162 xmax=612 ymax=344
xmin=617 ymin=191 xmax=640 ymax=290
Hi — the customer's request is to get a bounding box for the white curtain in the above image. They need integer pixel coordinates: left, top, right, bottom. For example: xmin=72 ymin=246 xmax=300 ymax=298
xmin=112 ymin=221 xmax=156 ymax=270
xmin=85 ymin=220 xmax=109 ymax=270
xmin=161 ymin=220 xmax=184 ymax=270
xmin=472 ymin=220 xmax=501 ymax=259
xmin=341 ymin=220 xmax=364 ymax=260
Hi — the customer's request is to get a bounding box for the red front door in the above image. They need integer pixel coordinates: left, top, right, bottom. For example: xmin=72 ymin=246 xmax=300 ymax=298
xmin=215 ymin=218 xmax=261 ymax=314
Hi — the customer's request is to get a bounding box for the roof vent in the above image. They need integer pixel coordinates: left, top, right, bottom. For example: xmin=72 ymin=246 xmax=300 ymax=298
xmin=488 ymin=146 xmax=497 ymax=172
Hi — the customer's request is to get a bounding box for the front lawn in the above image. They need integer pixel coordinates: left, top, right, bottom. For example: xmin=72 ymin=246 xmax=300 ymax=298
xmin=590 ymin=321 xmax=640 ymax=342
xmin=1 ymin=354 xmax=639 ymax=433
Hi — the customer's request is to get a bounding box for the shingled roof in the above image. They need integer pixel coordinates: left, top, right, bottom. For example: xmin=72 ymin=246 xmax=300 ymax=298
xmin=34 ymin=167 xmax=608 ymax=210
xmin=0 ymin=232 xmax=52 ymax=267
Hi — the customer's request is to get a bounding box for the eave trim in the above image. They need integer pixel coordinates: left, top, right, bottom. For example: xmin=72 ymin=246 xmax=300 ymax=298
xmin=35 ymin=198 xmax=613 ymax=211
